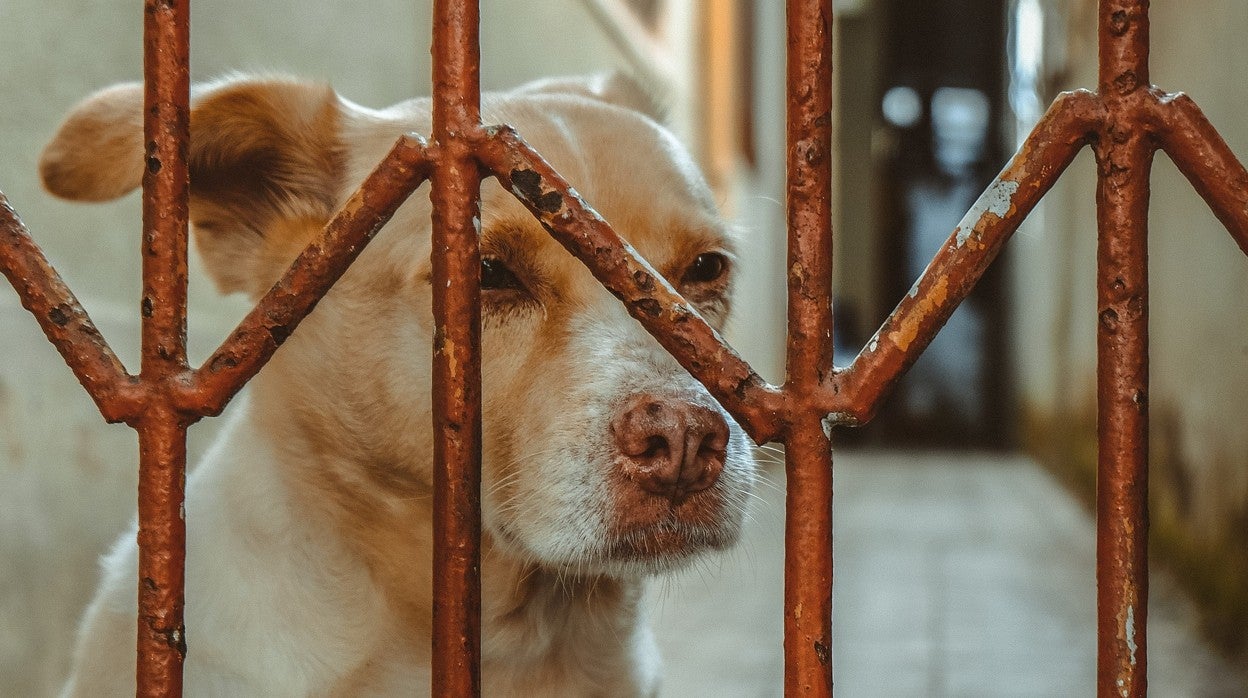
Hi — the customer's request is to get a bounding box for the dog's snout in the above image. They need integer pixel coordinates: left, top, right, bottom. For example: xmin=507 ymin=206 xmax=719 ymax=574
xmin=612 ymin=395 xmax=728 ymax=502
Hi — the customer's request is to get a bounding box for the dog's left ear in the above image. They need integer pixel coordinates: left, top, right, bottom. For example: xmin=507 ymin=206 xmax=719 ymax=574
xmin=41 ymin=75 xmax=344 ymax=297
xmin=512 ymin=72 xmax=668 ymax=123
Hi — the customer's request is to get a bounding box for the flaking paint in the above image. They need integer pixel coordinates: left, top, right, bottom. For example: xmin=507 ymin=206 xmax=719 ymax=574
xmin=955 ymin=179 xmax=1020 ymax=248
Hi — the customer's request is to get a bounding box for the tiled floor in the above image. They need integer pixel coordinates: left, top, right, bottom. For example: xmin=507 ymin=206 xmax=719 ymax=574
xmin=650 ymin=451 xmax=1248 ymax=697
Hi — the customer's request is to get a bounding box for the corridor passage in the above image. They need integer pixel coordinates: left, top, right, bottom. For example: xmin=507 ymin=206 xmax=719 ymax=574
xmin=651 ymin=451 xmax=1248 ymax=697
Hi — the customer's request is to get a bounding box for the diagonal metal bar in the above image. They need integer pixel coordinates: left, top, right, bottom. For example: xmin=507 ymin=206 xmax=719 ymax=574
xmin=0 ymin=192 xmax=141 ymax=424
xmin=188 ymin=135 xmax=432 ymax=415
xmin=474 ymin=126 xmax=786 ymax=445
xmin=1150 ymin=92 xmax=1248 ymax=258
xmin=829 ymin=90 xmax=1102 ymax=425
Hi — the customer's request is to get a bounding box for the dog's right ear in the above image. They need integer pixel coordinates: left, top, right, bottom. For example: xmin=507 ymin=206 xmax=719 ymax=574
xmin=41 ymin=76 xmax=343 ymax=296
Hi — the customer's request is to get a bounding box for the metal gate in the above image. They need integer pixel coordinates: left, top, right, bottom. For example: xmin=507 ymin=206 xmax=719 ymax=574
xmin=2 ymin=0 xmax=1246 ymax=696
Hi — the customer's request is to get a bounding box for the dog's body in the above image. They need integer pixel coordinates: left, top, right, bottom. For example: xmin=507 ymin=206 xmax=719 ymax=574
xmin=42 ymin=74 xmax=757 ymax=696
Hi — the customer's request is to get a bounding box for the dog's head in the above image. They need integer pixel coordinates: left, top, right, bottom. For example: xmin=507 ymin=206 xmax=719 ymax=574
xmin=41 ymin=74 xmax=757 ymax=577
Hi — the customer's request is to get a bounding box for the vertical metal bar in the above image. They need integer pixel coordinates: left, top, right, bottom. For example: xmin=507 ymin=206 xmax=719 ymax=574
xmin=784 ymin=0 xmax=835 ymax=694
xmin=1096 ymin=2 xmax=1150 ymax=696
xmin=135 ymin=409 xmax=189 ymax=697
xmin=783 ymin=416 xmax=835 ymax=695
xmin=138 ymin=0 xmax=191 ymax=694
xmin=141 ymin=0 xmax=191 ymax=376
xmin=430 ymin=1 xmax=483 ymax=695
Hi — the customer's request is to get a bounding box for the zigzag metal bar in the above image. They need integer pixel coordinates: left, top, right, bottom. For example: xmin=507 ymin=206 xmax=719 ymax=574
xmin=829 ymin=90 xmax=1102 ymax=424
xmin=1151 ymin=93 xmax=1248 ymax=257
xmin=188 ymin=135 xmax=433 ymax=416
xmin=0 ymin=193 xmax=140 ymax=423
xmin=474 ymin=126 xmax=786 ymax=445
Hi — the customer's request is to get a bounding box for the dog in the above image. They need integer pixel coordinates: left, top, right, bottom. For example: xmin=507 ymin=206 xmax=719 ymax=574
xmin=40 ymin=73 xmax=758 ymax=696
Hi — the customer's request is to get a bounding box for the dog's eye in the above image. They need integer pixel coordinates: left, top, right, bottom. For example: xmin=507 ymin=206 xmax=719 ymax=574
xmin=682 ymin=252 xmax=729 ymax=285
xmin=480 ymin=257 xmax=525 ymax=291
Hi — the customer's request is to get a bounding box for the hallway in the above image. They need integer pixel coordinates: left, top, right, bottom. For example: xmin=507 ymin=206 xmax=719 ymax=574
xmin=651 ymin=451 xmax=1248 ymax=696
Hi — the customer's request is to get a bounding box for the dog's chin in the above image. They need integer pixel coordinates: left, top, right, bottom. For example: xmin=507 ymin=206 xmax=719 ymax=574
xmin=488 ymin=517 xmax=743 ymax=578
xmin=594 ymin=520 xmax=741 ymax=577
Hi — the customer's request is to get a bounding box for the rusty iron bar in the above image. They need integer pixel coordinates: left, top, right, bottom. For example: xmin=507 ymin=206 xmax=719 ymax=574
xmin=475 ymin=128 xmax=786 ymax=444
xmin=0 ymin=194 xmax=142 ymax=423
xmin=1096 ymin=1 xmax=1152 ymax=695
xmin=429 ymin=0 xmax=485 ymax=694
xmin=1149 ymin=93 xmax=1248 ymax=257
xmin=783 ymin=0 xmax=836 ymax=694
xmin=187 ymin=136 xmax=432 ymax=416
xmin=831 ymin=90 xmax=1101 ymax=425
xmin=136 ymin=0 xmax=193 ymax=694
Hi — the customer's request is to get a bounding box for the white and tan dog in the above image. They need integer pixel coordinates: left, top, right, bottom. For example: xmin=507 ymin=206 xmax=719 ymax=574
xmin=41 ymin=74 xmax=757 ymax=696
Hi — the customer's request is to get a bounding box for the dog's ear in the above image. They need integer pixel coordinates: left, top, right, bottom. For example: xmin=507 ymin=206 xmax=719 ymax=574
xmin=512 ymin=72 xmax=668 ymax=123
xmin=41 ymin=76 xmax=343 ymax=296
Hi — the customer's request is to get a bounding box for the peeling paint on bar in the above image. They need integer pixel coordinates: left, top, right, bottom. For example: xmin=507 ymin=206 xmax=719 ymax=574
xmin=955 ymin=179 xmax=1019 ymax=248
xmin=1126 ymin=605 xmax=1137 ymax=666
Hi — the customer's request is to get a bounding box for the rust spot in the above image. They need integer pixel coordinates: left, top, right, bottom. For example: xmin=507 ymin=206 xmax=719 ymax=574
xmin=631 ymin=298 xmax=661 ymax=317
xmin=48 ymin=305 xmax=71 ymax=327
xmin=799 ymin=137 xmax=826 ymax=166
xmin=208 ymin=354 xmax=238 ymax=372
xmin=162 ymin=625 xmax=187 ymax=657
xmin=1110 ymin=10 xmax=1130 ymax=36
xmin=734 ymin=377 xmax=750 ymax=400
xmin=268 ymin=323 xmax=292 ymax=345
xmin=633 ymin=270 xmax=655 ymax=292
xmin=1114 ymin=71 xmax=1139 ymax=95
xmin=814 ymin=639 xmax=830 ymax=666
xmin=145 ymin=141 xmax=162 ymax=175
xmin=509 ymin=168 xmax=562 ymax=213
xmin=887 ymin=276 xmax=949 ymax=352
xmin=1100 ymin=307 xmax=1120 ymax=331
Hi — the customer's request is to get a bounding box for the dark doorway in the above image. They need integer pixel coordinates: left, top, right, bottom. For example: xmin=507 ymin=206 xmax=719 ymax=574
xmin=845 ymin=0 xmax=1014 ymax=448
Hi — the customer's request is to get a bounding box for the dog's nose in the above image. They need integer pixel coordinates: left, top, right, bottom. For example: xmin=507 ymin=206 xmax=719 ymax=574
xmin=611 ymin=395 xmax=729 ymax=502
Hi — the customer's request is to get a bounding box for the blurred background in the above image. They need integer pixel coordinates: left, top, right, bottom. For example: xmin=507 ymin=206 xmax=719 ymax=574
xmin=1 ymin=0 xmax=1245 ymax=695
